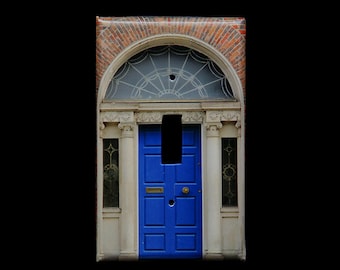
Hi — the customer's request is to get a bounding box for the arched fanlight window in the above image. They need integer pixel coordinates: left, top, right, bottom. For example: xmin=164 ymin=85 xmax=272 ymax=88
xmin=105 ymin=45 xmax=235 ymax=101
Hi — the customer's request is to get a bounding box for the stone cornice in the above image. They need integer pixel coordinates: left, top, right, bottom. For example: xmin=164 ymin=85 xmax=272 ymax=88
xmin=100 ymin=101 xmax=241 ymax=111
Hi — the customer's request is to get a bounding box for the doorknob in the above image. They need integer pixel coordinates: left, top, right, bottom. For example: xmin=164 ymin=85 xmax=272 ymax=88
xmin=182 ymin=187 xmax=189 ymax=194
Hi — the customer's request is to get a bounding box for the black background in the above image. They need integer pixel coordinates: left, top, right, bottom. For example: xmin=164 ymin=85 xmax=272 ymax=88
xmin=5 ymin=2 xmax=333 ymax=269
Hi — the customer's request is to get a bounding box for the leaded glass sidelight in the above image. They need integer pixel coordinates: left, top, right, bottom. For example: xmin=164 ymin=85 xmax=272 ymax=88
xmin=222 ymin=138 xmax=237 ymax=207
xmin=105 ymin=45 xmax=235 ymax=101
xmin=103 ymin=139 xmax=119 ymax=207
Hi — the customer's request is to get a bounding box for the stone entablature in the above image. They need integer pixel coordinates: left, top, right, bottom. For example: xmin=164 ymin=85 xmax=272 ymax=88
xmin=100 ymin=107 xmax=241 ymax=125
xmin=99 ymin=102 xmax=242 ymax=138
xmin=100 ymin=110 xmax=241 ymax=124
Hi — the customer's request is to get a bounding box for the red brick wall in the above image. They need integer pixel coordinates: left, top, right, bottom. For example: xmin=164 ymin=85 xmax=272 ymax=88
xmin=96 ymin=16 xmax=246 ymax=101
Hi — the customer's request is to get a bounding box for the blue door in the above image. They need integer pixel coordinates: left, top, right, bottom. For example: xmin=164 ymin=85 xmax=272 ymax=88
xmin=139 ymin=124 xmax=202 ymax=259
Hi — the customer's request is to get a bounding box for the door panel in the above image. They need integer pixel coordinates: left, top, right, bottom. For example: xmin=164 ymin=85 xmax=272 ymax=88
xmin=139 ymin=124 xmax=202 ymax=259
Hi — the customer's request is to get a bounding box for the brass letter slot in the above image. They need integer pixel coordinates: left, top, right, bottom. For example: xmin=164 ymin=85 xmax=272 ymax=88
xmin=146 ymin=187 xmax=164 ymax=193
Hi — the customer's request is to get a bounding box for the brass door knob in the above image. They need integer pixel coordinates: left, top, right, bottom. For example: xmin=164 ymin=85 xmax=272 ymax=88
xmin=182 ymin=187 xmax=189 ymax=194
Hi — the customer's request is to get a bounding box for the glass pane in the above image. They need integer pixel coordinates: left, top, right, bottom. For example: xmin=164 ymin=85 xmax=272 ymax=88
xmin=105 ymin=45 xmax=235 ymax=101
xmin=103 ymin=139 xmax=119 ymax=207
xmin=222 ymin=138 xmax=237 ymax=207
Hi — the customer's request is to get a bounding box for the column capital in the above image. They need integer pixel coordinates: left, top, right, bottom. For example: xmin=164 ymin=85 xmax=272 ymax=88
xmin=205 ymin=122 xmax=222 ymax=137
xmin=235 ymin=120 xmax=241 ymax=137
xmin=118 ymin=122 xmax=135 ymax=138
xmin=99 ymin=122 xmax=105 ymax=138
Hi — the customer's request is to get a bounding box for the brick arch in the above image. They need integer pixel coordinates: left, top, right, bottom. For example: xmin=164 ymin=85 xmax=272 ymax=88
xmin=96 ymin=16 xmax=246 ymax=100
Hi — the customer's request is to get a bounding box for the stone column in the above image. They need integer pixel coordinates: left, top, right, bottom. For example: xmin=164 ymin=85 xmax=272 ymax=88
xmin=96 ymin=123 xmax=105 ymax=261
xmin=118 ymin=122 xmax=137 ymax=260
xmin=236 ymin=119 xmax=246 ymax=259
xmin=205 ymin=122 xmax=223 ymax=259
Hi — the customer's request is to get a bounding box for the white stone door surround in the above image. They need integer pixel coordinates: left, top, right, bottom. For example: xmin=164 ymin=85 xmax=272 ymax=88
xmin=96 ymin=36 xmax=246 ymax=260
